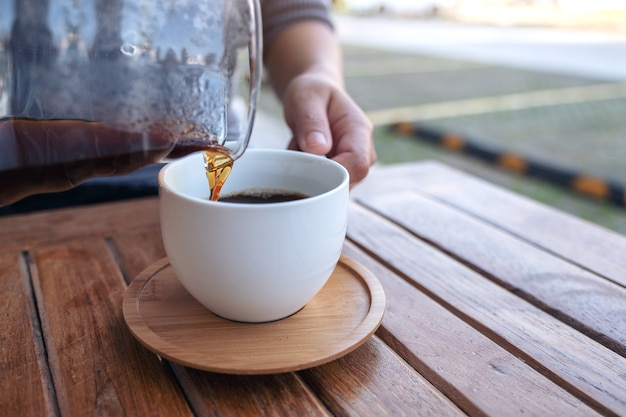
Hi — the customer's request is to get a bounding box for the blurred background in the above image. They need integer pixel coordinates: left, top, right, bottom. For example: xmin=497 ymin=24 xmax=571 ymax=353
xmin=255 ymin=0 xmax=626 ymax=235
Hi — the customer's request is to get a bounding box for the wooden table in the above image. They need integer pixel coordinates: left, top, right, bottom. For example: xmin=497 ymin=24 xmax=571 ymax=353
xmin=2 ymin=160 xmax=625 ymax=417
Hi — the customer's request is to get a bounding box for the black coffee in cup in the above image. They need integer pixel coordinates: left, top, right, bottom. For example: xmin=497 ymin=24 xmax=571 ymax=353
xmin=219 ymin=190 xmax=307 ymax=204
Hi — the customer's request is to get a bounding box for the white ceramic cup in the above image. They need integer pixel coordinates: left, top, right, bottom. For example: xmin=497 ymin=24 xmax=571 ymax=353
xmin=158 ymin=149 xmax=350 ymax=322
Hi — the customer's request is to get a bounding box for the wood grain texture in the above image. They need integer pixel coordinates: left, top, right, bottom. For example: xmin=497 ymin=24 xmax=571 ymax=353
xmin=0 ymin=253 xmax=56 ymax=417
xmin=109 ymin=229 xmax=166 ymax=283
xmin=300 ymin=336 xmax=466 ymax=417
xmin=356 ymin=190 xmax=626 ymax=355
xmin=0 ymin=198 xmax=160 ymax=253
xmin=351 ymin=161 xmax=626 ymax=288
xmin=30 ymin=239 xmax=193 ymax=417
xmin=123 ymin=256 xmax=385 ymax=374
xmin=344 ymin=214 xmax=621 ymax=416
xmin=3 ymin=159 xmax=626 ymax=417
xmin=171 ymin=364 xmax=331 ymax=417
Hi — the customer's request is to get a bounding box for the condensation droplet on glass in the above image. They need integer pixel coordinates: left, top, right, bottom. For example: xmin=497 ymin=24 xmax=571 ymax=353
xmin=120 ymin=43 xmax=138 ymax=56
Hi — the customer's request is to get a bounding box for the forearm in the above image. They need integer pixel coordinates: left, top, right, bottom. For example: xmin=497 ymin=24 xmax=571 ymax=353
xmin=263 ymin=21 xmax=344 ymax=101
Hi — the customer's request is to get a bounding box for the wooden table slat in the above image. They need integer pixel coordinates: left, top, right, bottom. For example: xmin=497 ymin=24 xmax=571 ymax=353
xmin=0 ymin=198 xmax=160 ymax=253
xmin=171 ymin=364 xmax=331 ymax=417
xmin=0 ymin=253 xmax=57 ymax=417
xmin=346 ymin=206 xmax=626 ymax=416
xmin=30 ymin=239 xmax=193 ymax=417
xmin=108 ymin=229 xmax=167 ymax=283
xmin=2 ymin=159 xmax=625 ymax=417
xmin=342 ymin=242 xmax=609 ymax=417
xmin=299 ymin=336 xmax=467 ymax=417
xmin=352 ymin=161 xmax=626 ymax=288
xmin=356 ymin=191 xmax=626 ymax=355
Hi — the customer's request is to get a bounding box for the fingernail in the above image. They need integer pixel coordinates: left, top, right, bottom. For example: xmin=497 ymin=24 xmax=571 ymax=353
xmin=305 ymin=131 xmax=327 ymax=148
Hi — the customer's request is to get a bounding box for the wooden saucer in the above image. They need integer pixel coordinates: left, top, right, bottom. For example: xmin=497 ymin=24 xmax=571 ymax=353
xmin=123 ymin=255 xmax=385 ymax=375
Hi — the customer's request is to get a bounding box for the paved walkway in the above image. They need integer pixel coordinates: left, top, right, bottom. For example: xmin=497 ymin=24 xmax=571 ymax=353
xmin=335 ymin=15 xmax=626 ymax=81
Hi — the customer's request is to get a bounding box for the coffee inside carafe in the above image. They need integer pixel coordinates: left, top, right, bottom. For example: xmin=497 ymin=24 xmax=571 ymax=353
xmin=0 ymin=117 xmax=231 ymax=205
xmin=0 ymin=0 xmax=258 ymax=206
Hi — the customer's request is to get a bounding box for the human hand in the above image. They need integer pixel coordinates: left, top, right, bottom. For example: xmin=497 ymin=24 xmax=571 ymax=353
xmin=281 ymin=72 xmax=376 ymax=186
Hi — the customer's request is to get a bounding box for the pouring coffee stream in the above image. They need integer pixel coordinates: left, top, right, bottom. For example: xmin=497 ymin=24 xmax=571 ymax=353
xmin=202 ymin=147 xmax=234 ymax=201
xmin=0 ymin=0 xmax=261 ymax=206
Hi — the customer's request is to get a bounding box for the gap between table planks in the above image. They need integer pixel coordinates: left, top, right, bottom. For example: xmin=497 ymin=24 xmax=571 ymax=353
xmin=352 ymin=160 xmax=626 ymax=289
xmin=0 ymin=205 xmax=466 ymax=416
xmin=348 ymin=190 xmax=626 ymax=415
xmin=0 ymin=252 xmax=57 ymax=417
xmin=341 ymin=239 xmax=613 ymax=417
xmin=0 ymin=158 xmax=624 ymax=415
xmin=112 ymin=229 xmax=468 ymax=416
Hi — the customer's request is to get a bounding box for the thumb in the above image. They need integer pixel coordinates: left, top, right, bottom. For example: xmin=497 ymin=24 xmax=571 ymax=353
xmin=284 ymin=95 xmax=333 ymax=156
xmin=287 ymin=130 xmax=331 ymax=155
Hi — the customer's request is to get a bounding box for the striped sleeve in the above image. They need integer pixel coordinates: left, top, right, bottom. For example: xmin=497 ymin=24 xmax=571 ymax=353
xmin=260 ymin=0 xmax=334 ymax=49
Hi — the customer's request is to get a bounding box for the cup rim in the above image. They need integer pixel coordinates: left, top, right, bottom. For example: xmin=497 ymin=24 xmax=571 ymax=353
xmin=158 ymin=149 xmax=349 ymax=207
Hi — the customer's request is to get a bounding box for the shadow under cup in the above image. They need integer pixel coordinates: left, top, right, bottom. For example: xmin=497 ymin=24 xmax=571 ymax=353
xmin=158 ymin=149 xmax=350 ymax=323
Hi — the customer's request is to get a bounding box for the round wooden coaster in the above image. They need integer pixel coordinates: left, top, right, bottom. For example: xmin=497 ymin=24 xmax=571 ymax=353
xmin=123 ymin=255 xmax=385 ymax=374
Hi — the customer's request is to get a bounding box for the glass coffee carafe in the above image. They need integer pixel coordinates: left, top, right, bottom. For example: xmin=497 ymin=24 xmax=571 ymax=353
xmin=0 ymin=0 xmax=262 ymax=206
